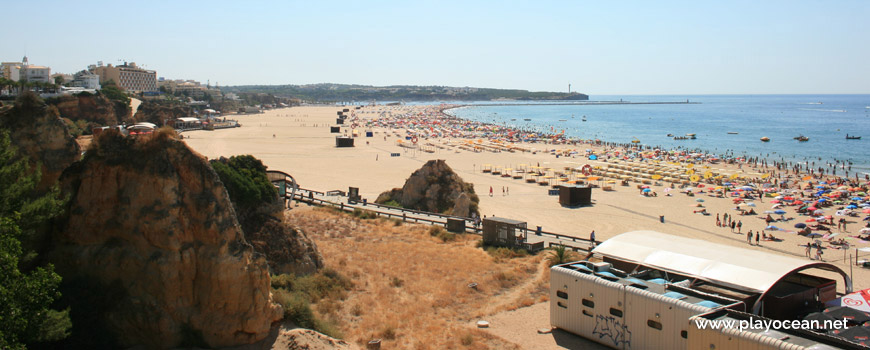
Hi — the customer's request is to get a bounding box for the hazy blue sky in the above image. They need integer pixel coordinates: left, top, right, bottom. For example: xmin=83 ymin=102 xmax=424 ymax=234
xmin=4 ymin=1 xmax=869 ymax=94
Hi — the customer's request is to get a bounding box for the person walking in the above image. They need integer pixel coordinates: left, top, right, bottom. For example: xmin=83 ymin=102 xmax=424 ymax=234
xmin=716 ymin=213 xmax=721 ymax=227
xmin=590 ymin=230 xmax=596 ymax=248
xmin=737 ymin=220 xmax=743 ymax=234
xmin=489 ymin=186 xmax=493 ymax=197
xmin=730 ymin=220 xmax=736 ymax=232
xmin=747 ymin=230 xmax=752 ymax=244
xmin=755 ymin=231 xmax=760 ymax=245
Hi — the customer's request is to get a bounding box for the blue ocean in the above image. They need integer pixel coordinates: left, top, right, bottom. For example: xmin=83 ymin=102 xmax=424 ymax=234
xmin=445 ymin=95 xmax=870 ymax=175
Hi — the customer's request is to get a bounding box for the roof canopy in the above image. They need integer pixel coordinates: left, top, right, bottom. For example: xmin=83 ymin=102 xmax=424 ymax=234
xmin=593 ymin=231 xmax=848 ymax=294
xmin=177 ymin=117 xmax=200 ymax=123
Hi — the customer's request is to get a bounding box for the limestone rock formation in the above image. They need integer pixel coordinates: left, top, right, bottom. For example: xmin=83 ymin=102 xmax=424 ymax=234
xmin=247 ymin=218 xmax=323 ymax=276
xmin=50 ymin=93 xmax=131 ymax=126
xmin=53 ymin=129 xmax=282 ymax=348
xmin=0 ymin=92 xmax=80 ymax=190
xmin=133 ymin=99 xmax=194 ymax=126
xmin=376 ymin=159 xmax=479 ymax=217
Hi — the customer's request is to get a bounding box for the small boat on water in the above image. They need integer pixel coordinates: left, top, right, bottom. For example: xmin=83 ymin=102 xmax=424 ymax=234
xmin=666 ymin=133 xmax=674 ymax=137
xmin=523 ymin=118 xmax=531 ymax=121
xmin=631 ymin=138 xmax=641 ymax=144
xmin=760 ymin=137 xmax=770 ymax=142
xmin=558 ymin=119 xmax=567 ymax=122
xmin=686 ymin=133 xmax=697 ymax=139
xmin=582 ymin=115 xmax=587 ymax=122
xmin=794 ymin=135 xmax=809 ymax=142
xmin=727 ymin=132 xmax=739 ymax=135
xmin=846 ymin=134 xmax=862 ymax=140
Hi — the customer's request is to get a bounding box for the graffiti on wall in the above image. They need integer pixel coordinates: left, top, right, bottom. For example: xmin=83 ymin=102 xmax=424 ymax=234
xmin=593 ymin=314 xmax=632 ymax=348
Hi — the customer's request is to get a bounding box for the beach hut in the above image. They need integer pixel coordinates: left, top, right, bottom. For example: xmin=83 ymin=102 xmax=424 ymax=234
xmin=482 ymin=217 xmax=528 ymax=248
xmin=335 ymin=136 xmax=354 ymax=147
xmin=559 ymin=185 xmax=592 ymax=207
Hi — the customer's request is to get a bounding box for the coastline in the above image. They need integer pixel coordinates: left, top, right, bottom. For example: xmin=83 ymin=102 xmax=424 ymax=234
xmin=182 ymin=104 xmax=870 ymax=295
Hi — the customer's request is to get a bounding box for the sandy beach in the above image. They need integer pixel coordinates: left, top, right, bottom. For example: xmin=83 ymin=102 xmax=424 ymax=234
xmin=183 ymin=105 xmax=870 ymax=348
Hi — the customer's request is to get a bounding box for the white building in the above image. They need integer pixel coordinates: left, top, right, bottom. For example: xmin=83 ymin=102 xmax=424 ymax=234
xmin=71 ymin=70 xmax=101 ymax=89
xmin=1 ymin=62 xmax=21 ymax=81
xmin=19 ymin=56 xmax=51 ymax=83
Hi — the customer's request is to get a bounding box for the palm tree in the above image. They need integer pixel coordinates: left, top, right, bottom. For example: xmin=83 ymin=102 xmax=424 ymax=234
xmin=547 ymin=244 xmax=575 ymax=266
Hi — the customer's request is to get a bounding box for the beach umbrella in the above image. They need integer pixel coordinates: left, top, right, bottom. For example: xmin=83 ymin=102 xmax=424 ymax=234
xmin=808 ymin=206 xmax=818 ymax=211
xmin=848 ymin=205 xmax=859 ymax=209
xmin=696 ymin=199 xmax=705 ymax=202
xmin=642 ymin=188 xmax=651 ymax=193
xmin=860 ymin=228 xmax=870 ymax=234
xmin=806 ymin=218 xmax=816 ymax=222
xmin=864 ymin=208 xmax=870 ymax=214
xmin=766 ymin=225 xmax=779 ymax=230
xmin=747 ymin=202 xmax=756 ymax=207
xmin=774 ymin=210 xmax=787 ymax=214
xmin=805 ymin=232 xmax=823 ymax=238
xmin=770 ymin=199 xmax=780 ymax=204
xmin=794 ymin=223 xmax=807 ymax=228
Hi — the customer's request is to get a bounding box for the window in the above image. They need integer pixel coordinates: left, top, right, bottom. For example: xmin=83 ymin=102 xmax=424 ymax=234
xmin=582 ymin=299 xmax=594 ymax=308
xmin=582 ymin=310 xmax=593 ymax=317
xmin=609 ymin=308 xmax=623 ymax=317
xmin=556 ymin=291 xmax=568 ymax=299
xmin=680 ymin=330 xmax=688 ymax=339
xmin=557 ymin=301 xmax=567 ymax=309
xmin=647 ymin=320 xmax=663 ymax=330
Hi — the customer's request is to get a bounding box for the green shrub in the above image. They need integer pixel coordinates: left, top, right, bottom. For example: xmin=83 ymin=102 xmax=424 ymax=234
xmin=352 ymin=208 xmax=378 ymax=220
xmin=273 ymin=289 xmax=315 ymax=329
xmin=271 ymin=273 xmax=295 ymax=290
xmin=485 ymin=246 xmax=528 ymax=261
xmin=383 ymin=199 xmax=402 ymax=208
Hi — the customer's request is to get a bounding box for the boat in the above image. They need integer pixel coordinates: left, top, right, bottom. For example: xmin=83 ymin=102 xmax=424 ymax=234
xmin=666 ymin=133 xmax=674 ymax=137
xmin=559 ymin=119 xmax=567 ymax=122
xmin=794 ymin=135 xmax=809 ymax=142
xmin=631 ymin=138 xmax=641 ymax=144
xmin=582 ymin=115 xmax=587 ymax=122
xmin=727 ymin=132 xmax=739 ymax=135
xmin=846 ymin=134 xmax=862 ymax=140
xmin=523 ymin=118 xmax=531 ymax=121
xmin=510 ymin=118 xmax=516 ymax=121
xmin=686 ymin=133 xmax=697 ymax=140
xmin=760 ymin=137 xmax=770 ymax=142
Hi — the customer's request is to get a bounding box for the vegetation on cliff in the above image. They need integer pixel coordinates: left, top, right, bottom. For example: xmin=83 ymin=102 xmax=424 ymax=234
xmin=0 ymin=130 xmax=71 ymax=349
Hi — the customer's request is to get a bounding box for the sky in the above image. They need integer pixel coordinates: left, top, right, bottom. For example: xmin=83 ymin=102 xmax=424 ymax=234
xmin=4 ymin=0 xmax=869 ymax=95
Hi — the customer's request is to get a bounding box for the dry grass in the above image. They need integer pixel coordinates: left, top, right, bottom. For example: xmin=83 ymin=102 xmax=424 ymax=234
xmin=287 ymin=206 xmax=550 ymax=349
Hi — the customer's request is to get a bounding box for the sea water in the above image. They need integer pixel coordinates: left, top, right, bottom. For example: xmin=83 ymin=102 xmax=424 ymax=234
xmin=446 ymin=95 xmax=870 ymax=175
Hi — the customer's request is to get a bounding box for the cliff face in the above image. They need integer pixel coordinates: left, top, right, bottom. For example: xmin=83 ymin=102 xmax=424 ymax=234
xmin=376 ymin=159 xmax=479 ymax=218
xmin=51 ymin=93 xmax=131 ymax=126
xmin=133 ymin=99 xmax=194 ymax=126
xmin=54 ymin=130 xmax=282 ymax=348
xmin=0 ymin=92 xmax=80 ymax=190
xmin=247 ymin=218 xmax=323 ymax=276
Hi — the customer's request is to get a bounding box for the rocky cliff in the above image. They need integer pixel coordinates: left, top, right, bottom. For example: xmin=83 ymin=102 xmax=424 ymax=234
xmin=53 ymin=129 xmax=282 ymax=348
xmin=133 ymin=99 xmax=194 ymax=126
xmin=0 ymin=92 xmax=80 ymax=191
xmin=50 ymin=93 xmax=131 ymax=126
xmin=376 ymin=159 xmax=479 ymax=217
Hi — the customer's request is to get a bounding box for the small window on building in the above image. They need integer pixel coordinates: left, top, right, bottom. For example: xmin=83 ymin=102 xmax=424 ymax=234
xmin=680 ymin=330 xmax=688 ymax=339
xmin=582 ymin=299 xmax=594 ymax=308
xmin=557 ymin=301 xmax=567 ymax=309
xmin=647 ymin=320 xmax=663 ymax=330
xmin=609 ymin=308 xmax=623 ymax=317
xmin=582 ymin=310 xmax=593 ymax=317
xmin=556 ymin=291 xmax=568 ymax=299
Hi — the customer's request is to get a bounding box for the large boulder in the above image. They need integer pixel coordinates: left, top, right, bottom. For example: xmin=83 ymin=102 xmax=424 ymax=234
xmin=49 ymin=93 xmax=131 ymax=126
xmin=0 ymin=92 xmax=80 ymax=191
xmin=53 ymin=129 xmax=282 ymax=348
xmin=133 ymin=99 xmax=194 ymax=126
xmin=376 ymin=159 xmax=479 ymax=217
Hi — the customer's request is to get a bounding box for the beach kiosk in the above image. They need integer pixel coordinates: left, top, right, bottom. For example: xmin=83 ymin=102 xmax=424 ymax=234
xmin=559 ymin=185 xmax=592 ymax=206
xmin=330 ymin=126 xmax=340 ymax=133
xmin=335 ymin=136 xmax=354 ymax=147
xmin=483 ymin=217 xmax=528 ymax=248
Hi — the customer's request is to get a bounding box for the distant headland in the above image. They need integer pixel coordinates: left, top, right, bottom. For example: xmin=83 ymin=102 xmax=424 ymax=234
xmin=220 ymin=83 xmax=589 ymax=102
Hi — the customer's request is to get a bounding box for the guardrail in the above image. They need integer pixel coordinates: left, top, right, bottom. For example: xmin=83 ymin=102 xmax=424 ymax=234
xmin=282 ymin=182 xmax=597 ymax=252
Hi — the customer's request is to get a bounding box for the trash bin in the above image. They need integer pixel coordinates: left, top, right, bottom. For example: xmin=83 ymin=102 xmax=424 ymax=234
xmin=536 ymin=226 xmax=542 ymax=236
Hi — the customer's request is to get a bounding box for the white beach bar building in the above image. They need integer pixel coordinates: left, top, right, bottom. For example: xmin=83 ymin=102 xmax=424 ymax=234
xmin=550 ymin=231 xmax=854 ymax=350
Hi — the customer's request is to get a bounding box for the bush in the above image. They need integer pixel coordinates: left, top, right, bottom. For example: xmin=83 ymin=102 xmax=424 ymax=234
xmin=485 ymin=246 xmax=528 ymax=261
xmin=390 ymin=276 xmax=404 ymax=288
xmin=271 ymin=273 xmax=295 ymax=290
xmin=383 ymin=199 xmax=402 ymax=208
xmin=273 ymin=289 xmax=315 ymax=329
xmin=352 ymin=208 xmax=378 ymax=220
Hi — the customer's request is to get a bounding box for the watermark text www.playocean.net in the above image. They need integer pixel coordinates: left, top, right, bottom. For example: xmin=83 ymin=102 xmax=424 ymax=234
xmin=694 ymin=317 xmax=849 ymax=332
